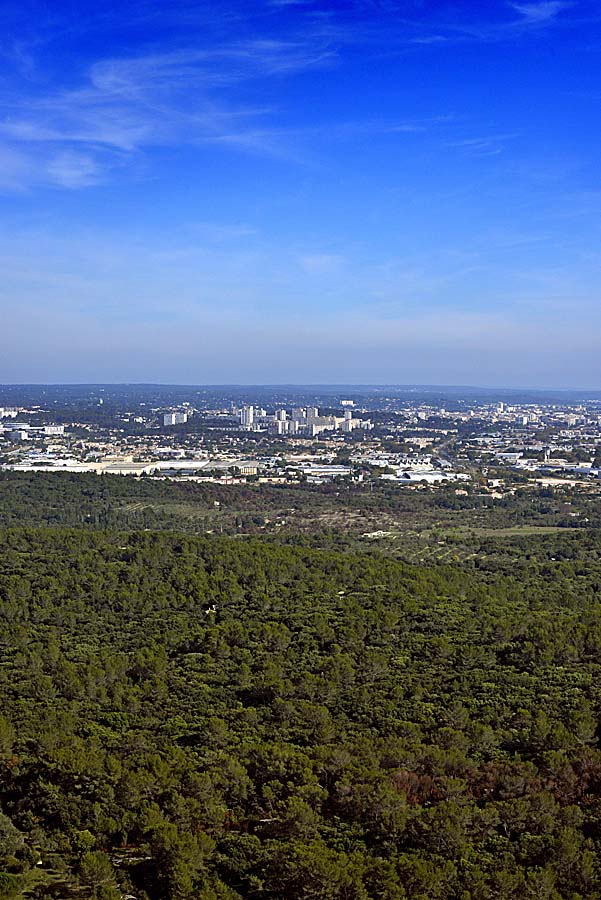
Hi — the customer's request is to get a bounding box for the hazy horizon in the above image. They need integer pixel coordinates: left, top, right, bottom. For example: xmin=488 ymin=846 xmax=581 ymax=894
xmin=2 ymin=381 xmax=601 ymax=396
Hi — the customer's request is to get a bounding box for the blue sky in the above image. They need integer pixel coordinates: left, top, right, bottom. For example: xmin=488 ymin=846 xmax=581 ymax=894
xmin=0 ymin=0 xmax=600 ymax=386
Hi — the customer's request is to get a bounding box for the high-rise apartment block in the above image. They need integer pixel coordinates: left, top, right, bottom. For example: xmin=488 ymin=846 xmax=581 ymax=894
xmin=240 ymin=406 xmax=255 ymax=428
xmin=163 ymin=412 xmax=188 ymax=426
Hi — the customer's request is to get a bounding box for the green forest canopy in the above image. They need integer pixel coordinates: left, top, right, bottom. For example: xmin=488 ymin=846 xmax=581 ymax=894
xmin=1 ymin=528 xmax=601 ymax=898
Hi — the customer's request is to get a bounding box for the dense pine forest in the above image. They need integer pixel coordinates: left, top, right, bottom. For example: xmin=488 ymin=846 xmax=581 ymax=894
xmin=1 ymin=506 xmax=601 ymax=897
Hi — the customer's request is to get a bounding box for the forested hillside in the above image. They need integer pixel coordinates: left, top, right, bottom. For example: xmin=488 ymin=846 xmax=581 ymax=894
xmin=1 ymin=471 xmax=599 ymax=545
xmin=2 ymin=529 xmax=601 ymax=898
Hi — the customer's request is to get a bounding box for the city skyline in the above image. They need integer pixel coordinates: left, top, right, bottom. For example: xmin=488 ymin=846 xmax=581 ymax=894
xmin=1 ymin=0 xmax=600 ymax=387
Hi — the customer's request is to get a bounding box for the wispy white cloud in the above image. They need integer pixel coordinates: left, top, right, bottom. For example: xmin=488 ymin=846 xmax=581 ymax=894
xmin=445 ymin=133 xmax=517 ymax=157
xmin=511 ymin=2 xmax=571 ymax=25
xmin=268 ymin=0 xmax=317 ymax=7
xmin=410 ymin=35 xmax=449 ymax=45
xmin=336 ymin=0 xmax=581 ymax=49
xmin=45 ymin=151 xmax=104 ymax=188
xmin=0 ymin=30 xmax=459 ymax=191
xmin=0 ymin=37 xmax=337 ymax=190
xmin=0 ymin=1 xmax=577 ymax=193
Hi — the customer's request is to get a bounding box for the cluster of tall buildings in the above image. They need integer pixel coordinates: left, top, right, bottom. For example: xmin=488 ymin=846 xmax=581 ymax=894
xmin=238 ymin=405 xmax=372 ymax=436
xmin=163 ymin=411 xmax=189 ymax=426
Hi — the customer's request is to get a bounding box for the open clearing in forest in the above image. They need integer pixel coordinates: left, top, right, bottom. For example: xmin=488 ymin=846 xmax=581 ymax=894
xmin=382 ymin=524 xmax=587 ymax=566
xmin=440 ymin=525 xmax=581 ymax=538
